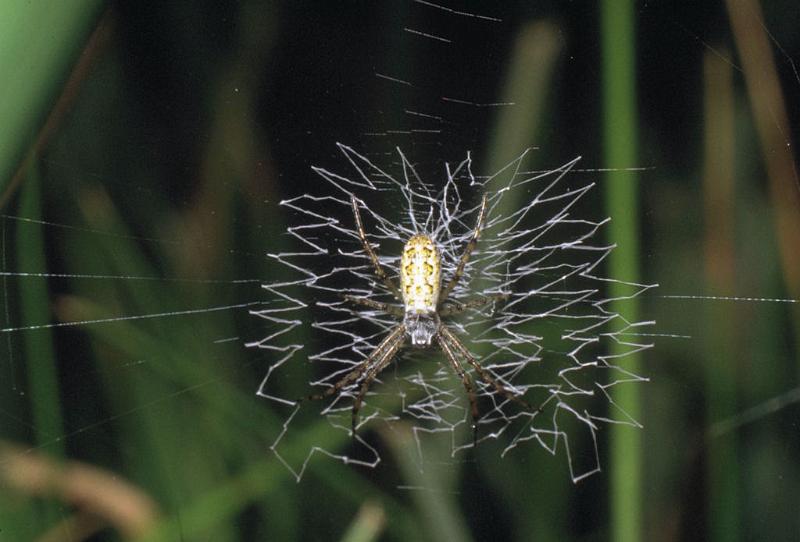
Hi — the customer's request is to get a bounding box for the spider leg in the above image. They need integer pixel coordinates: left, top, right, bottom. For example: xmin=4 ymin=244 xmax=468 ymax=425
xmin=436 ymin=332 xmax=480 ymax=445
xmin=351 ymin=325 xmax=406 ymax=435
xmin=439 ymin=193 xmax=488 ymax=304
xmin=351 ymin=195 xmax=403 ymax=301
xmin=299 ymin=325 xmax=406 ymax=403
xmin=341 ymin=294 xmax=404 ymax=318
xmin=438 ymin=292 xmax=509 ymax=318
xmin=439 ymin=325 xmax=537 ymax=413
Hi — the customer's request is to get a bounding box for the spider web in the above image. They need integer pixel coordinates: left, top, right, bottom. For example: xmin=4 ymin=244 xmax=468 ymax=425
xmin=248 ymin=143 xmax=655 ymax=482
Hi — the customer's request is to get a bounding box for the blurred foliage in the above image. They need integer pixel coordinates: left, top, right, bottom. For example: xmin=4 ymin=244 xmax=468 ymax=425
xmin=0 ymin=0 xmax=103 ymax=193
xmin=1 ymin=1 xmax=799 ymax=541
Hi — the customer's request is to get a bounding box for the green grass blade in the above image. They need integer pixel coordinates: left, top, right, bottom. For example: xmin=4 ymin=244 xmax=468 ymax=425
xmin=601 ymin=1 xmax=643 ymax=541
xmin=486 ymin=20 xmax=561 ymax=178
xmin=383 ymin=423 xmax=472 ymax=542
xmin=17 ymin=161 xmax=65 ymax=453
xmin=15 ymin=161 xmax=65 ymax=529
xmin=702 ymin=48 xmax=741 ymax=542
xmin=339 ymin=501 xmax=386 ymax=542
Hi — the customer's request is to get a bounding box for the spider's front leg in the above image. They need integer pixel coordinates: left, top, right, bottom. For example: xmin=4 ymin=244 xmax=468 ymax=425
xmin=439 ymin=194 xmax=488 ymax=304
xmin=351 ymin=195 xmax=404 ymax=301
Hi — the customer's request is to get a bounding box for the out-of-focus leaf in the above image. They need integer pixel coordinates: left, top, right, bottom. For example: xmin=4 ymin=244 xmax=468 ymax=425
xmin=0 ymin=1 xmax=103 ymax=190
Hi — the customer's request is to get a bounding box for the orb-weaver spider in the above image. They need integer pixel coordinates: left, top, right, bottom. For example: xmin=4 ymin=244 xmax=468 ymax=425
xmin=302 ymin=194 xmax=535 ymax=441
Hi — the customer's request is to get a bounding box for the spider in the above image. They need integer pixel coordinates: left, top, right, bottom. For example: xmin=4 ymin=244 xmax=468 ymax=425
xmin=302 ymin=194 xmax=535 ymax=442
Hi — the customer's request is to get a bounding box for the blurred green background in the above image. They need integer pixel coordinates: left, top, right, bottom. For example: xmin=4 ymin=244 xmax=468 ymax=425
xmin=1 ymin=1 xmax=799 ymax=541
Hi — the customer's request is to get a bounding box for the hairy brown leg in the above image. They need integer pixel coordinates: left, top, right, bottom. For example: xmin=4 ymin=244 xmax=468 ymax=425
xmin=341 ymin=294 xmax=404 ymax=317
xmin=438 ymin=292 xmax=509 ymax=317
xmin=439 ymin=325 xmax=537 ymax=413
xmin=299 ymin=325 xmax=406 ymax=403
xmin=437 ymin=332 xmax=480 ymax=445
xmin=350 ymin=326 xmax=406 ymax=435
xmin=351 ymin=195 xmax=403 ymax=301
xmin=439 ymin=194 xmax=488 ymax=304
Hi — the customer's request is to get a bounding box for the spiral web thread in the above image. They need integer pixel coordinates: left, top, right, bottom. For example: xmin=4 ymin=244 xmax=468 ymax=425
xmin=248 ymin=143 xmax=655 ymax=482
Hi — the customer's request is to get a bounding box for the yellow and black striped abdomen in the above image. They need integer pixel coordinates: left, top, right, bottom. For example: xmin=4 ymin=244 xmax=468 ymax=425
xmin=400 ymin=234 xmax=441 ymax=313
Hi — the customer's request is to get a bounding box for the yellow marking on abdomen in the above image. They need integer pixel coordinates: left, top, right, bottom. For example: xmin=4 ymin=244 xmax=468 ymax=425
xmin=400 ymin=234 xmax=441 ymax=313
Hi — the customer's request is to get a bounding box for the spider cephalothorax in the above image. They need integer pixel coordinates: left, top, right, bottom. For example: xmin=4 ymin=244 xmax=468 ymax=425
xmin=302 ymin=194 xmax=533 ymax=440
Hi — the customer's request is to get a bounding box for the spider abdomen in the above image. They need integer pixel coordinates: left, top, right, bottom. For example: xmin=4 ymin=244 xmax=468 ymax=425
xmin=400 ymin=234 xmax=441 ymax=314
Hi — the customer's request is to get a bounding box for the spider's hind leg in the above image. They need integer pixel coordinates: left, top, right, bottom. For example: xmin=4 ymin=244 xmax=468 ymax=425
xmin=439 ymin=325 xmax=535 ymax=414
xmin=436 ymin=331 xmax=480 ymax=445
xmin=298 ymin=325 xmax=405 ymax=404
xmin=350 ymin=327 xmax=405 ymax=435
